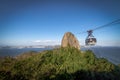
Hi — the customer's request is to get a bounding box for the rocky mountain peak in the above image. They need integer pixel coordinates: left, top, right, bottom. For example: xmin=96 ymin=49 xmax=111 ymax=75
xmin=61 ymin=32 xmax=80 ymax=50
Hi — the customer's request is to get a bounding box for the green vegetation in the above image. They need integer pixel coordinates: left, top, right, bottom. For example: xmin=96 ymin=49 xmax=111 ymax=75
xmin=0 ymin=47 xmax=120 ymax=80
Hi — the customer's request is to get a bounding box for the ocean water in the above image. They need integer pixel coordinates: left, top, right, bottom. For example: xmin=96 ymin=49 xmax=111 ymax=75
xmin=0 ymin=46 xmax=120 ymax=65
xmin=81 ymin=46 xmax=120 ymax=65
xmin=0 ymin=48 xmax=52 ymax=57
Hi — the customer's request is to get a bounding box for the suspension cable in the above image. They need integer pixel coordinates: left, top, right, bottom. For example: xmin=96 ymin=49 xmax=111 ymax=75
xmin=93 ymin=19 xmax=120 ymax=31
xmin=78 ymin=19 xmax=120 ymax=34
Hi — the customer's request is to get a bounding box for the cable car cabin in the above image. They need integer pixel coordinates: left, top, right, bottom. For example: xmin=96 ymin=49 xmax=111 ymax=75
xmin=85 ymin=30 xmax=97 ymax=46
xmin=85 ymin=37 xmax=97 ymax=45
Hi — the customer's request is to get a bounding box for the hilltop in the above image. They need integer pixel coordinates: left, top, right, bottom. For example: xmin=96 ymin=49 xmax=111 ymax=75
xmin=0 ymin=47 xmax=120 ymax=80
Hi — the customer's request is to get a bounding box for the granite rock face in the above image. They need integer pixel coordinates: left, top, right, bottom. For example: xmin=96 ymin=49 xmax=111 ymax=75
xmin=61 ymin=32 xmax=80 ymax=50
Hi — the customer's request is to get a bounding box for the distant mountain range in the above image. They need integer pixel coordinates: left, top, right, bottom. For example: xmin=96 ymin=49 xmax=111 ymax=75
xmin=0 ymin=45 xmax=60 ymax=49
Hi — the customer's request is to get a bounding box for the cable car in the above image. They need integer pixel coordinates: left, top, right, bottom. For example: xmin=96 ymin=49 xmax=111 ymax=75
xmin=78 ymin=19 xmax=120 ymax=46
xmin=85 ymin=30 xmax=97 ymax=45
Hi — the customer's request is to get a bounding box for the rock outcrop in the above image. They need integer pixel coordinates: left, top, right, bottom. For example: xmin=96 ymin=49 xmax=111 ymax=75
xmin=61 ymin=32 xmax=80 ymax=50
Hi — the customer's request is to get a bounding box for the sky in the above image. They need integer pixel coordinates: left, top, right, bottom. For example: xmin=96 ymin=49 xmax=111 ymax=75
xmin=0 ymin=0 xmax=120 ymax=46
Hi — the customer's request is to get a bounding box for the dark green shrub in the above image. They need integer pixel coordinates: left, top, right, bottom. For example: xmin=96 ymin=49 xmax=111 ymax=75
xmin=0 ymin=47 xmax=120 ymax=80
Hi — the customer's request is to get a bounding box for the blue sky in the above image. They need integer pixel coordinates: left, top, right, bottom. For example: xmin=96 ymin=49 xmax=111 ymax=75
xmin=0 ymin=0 xmax=120 ymax=46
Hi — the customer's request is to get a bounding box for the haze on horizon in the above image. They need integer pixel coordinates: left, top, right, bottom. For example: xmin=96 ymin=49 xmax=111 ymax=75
xmin=0 ymin=0 xmax=120 ymax=46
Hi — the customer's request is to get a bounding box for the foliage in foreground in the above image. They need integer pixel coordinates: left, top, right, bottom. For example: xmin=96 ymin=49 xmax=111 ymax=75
xmin=0 ymin=47 xmax=120 ymax=80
